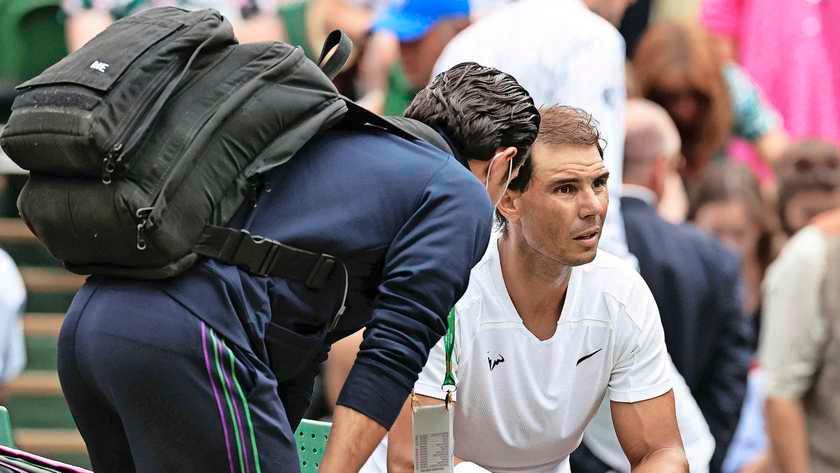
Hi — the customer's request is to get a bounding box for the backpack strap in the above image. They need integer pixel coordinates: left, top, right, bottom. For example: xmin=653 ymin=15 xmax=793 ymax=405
xmin=380 ymin=116 xmax=453 ymax=155
xmin=192 ymin=100 xmax=452 ymax=292
xmin=317 ymin=30 xmax=353 ymax=80
xmin=195 ymin=226 xmax=336 ymax=289
xmin=194 ymin=226 xmax=378 ymax=290
xmin=341 ymin=101 xmax=454 ymax=155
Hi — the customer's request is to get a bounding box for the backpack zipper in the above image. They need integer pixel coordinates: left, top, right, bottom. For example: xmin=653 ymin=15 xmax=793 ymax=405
xmin=135 ymin=207 xmax=154 ymax=250
xmin=101 ymin=46 xmax=236 ymax=186
xmin=101 ymin=58 xmax=183 ymax=184
xmin=139 ymin=45 xmax=296 ymax=231
xmin=131 ymin=44 xmax=298 ymax=252
xmin=101 ymin=143 xmax=123 ymax=185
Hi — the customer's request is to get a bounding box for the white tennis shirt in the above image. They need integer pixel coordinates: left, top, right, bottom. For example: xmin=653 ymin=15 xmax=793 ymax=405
xmin=364 ymin=239 xmax=672 ymax=472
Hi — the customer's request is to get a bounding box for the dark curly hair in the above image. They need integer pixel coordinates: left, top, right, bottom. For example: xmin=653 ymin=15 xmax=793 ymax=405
xmin=404 ymin=62 xmax=540 ymax=168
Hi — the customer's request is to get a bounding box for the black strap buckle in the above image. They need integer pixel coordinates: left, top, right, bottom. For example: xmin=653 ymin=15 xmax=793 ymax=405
xmin=229 ymin=230 xmax=280 ymax=277
xmin=222 ymin=229 xmax=337 ymax=289
xmin=306 ymin=254 xmax=336 ymax=290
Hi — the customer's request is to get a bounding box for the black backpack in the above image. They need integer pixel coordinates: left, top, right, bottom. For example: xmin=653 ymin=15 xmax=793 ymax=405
xmin=0 ymin=7 xmax=449 ymax=287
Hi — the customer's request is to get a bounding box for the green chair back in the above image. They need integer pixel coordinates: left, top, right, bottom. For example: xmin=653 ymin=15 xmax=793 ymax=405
xmin=294 ymin=419 xmax=331 ymax=472
xmin=0 ymin=406 xmax=15 ymax=448
xmin=0 ymin=0 xmax=67 ymax=82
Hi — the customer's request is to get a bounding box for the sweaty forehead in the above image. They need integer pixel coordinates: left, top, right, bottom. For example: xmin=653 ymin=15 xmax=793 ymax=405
xmin=532 ymin=143 xmax=606 ymax=178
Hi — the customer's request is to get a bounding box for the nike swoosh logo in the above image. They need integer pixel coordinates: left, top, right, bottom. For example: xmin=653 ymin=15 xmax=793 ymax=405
xmin=576 ymin=348 xmax=602 ymax=366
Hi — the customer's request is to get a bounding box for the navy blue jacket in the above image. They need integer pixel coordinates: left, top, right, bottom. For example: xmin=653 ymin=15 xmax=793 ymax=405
xmin=106 ymin=128 xmax=492 ymax=429
xmin=621 ymin=196 xmax=753 ymax=472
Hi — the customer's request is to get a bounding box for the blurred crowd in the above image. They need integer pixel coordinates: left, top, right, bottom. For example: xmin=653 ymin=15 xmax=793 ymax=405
xmin=1 ymin=0 xmax=840 ymax=472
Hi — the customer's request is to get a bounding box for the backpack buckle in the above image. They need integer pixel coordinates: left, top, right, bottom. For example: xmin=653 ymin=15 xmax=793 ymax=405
xmin=306 ymin=254 xmax=336 ymax=289
xmin=221 ymin=228 xmax=337 ymax=288
xmin=229 ymin=229 xmax=279 ymax=277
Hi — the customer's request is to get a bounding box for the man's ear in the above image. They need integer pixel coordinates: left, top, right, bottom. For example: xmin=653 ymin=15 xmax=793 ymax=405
xmin=496 ymin=187 xmax=521 ymax=227
xmin=650 ymin=155 xmax=669 ymax=198
xmin=491 ymin=146 xmax=519 ymax=185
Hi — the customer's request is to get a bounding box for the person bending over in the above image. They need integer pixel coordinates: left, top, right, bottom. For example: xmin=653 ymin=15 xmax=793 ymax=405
xmin=56 ymin=63 xmax=540 ymax=473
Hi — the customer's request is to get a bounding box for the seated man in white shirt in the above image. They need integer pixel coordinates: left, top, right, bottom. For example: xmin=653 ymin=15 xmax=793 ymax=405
xmin=364 ymin=105 xmax=688 ymax=473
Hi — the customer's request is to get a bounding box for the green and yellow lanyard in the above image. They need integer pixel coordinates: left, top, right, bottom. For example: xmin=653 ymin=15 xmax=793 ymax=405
xmin=442 ymin=308 xmax=457 ymax=408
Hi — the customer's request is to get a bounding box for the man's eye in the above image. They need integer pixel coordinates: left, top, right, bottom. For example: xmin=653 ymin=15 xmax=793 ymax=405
xmin=557 ymin=184 xmax=575 ymax=194
xmin=594 ymin=177 xmax=608 ymax=188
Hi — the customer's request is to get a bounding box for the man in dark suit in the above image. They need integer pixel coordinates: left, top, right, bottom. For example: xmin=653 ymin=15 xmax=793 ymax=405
xmin=572 ymin=99 xmax=753 ymax=473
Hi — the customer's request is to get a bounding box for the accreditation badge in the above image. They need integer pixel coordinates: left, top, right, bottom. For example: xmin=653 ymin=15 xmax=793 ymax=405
xmin=411 ymin=394 xmax=454 ymax=473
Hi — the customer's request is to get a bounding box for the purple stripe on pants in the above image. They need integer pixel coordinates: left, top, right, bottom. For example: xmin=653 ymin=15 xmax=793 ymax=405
xmin=201 ymin=321 xmax=236 ymax=473
xmin=216 ymin=336 xmax=252 ymax=473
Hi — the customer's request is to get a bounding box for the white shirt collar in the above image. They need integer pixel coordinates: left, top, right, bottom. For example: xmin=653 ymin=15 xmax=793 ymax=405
xmin=621 ymin=184 xmax=658 ymax=206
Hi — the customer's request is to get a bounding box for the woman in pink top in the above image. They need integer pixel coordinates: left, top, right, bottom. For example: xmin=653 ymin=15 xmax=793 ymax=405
xmin=702 ymin=0 xmax=840 ymax=147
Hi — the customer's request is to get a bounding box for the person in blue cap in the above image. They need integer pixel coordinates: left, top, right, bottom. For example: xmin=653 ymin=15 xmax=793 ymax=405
xmin=372 ymin=0 xmax=471 ymax=90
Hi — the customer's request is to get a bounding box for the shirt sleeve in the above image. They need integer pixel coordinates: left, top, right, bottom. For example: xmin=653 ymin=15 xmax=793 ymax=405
xmin=760 ymin=227 xmax=828 ymax=399
xmin=0 ymin=250 xmax=26 ymax=383
xmin=608 ymin=272 xmax=672 ymax=403
xmin=336 ymin=158 xmax=492 ymax=429
xmin=699 ymin=0 xmax=742 ymax=38
xmin=725 ymin=64 xmax=782 ymax=141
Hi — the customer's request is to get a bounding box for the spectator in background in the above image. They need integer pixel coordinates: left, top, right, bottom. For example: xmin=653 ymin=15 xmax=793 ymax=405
xmin=617 ymin=0 xmax=652 ymax=57
xmin=701 ymin=0 xmax=840 ymax=156
xmin=621 ymin=99 xmax=751 ymax=472
xmin=761 ymin=206 xmax=840 ymax=473
xmin=356 ymin=0 xmax=516 ymax=115
xmin=774 ymin=140 xmax=840 ymax=237
xmin=372 ymin=0 xmax=470 ymax=94
xmin=721 ymin=364 xmax=770 ymax=473
xmin=432 ymin=0 xmax=636 ymax=264
xmin=576 ymin=99 xmax=750 ymax=473
xmin=63 ymin=0 xmax=284 ymax=52
xmin=0 ymin=247 xmax=26 ymax=406
xmin=354 ymin=0 xmax=470 ymax=115
xmin=689 ymin=162 xmax=778 ymax=340
xmin=633 ymin=21 xmax=787 ymax=186
xmin=266 ymin=0 xmax=413 ymax=115
xmin=722 ymin=141 xmax=840 ymax=473
xmin=355 ymin=24 xmax=403 ymax=114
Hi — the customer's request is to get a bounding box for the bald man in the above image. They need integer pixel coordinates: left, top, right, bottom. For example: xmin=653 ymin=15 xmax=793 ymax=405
xmin=622 ymin=99 xmax=683 ymax=202
xmin=601 ymin=99 xmax=753 ymax=473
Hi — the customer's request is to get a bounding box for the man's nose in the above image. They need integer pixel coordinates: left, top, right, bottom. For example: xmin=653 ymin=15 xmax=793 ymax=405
xmin=577 ymin=187 xmax=603 ymax=219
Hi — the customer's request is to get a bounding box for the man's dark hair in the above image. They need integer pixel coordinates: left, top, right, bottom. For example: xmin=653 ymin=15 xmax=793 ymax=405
xmin=404 ymin=62 xmax=540 ymax=168
xmin=498 ymin=105 xmax=606 ymax=229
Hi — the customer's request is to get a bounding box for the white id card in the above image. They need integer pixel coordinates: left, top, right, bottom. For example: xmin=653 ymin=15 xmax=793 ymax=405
xmin=412 ymin=399 xmax=454 ymax=473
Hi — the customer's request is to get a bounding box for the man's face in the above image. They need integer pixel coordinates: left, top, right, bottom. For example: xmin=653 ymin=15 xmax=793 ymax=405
xmin=587 ymin=0 xmax=635 ymax=26
xmin=400 ymin=19 xmax=466 ymax=89
xmin=693 ymin=200 xmax=757 ymax=257
xmin=512 ymin=143 xmax=609 ymax=266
